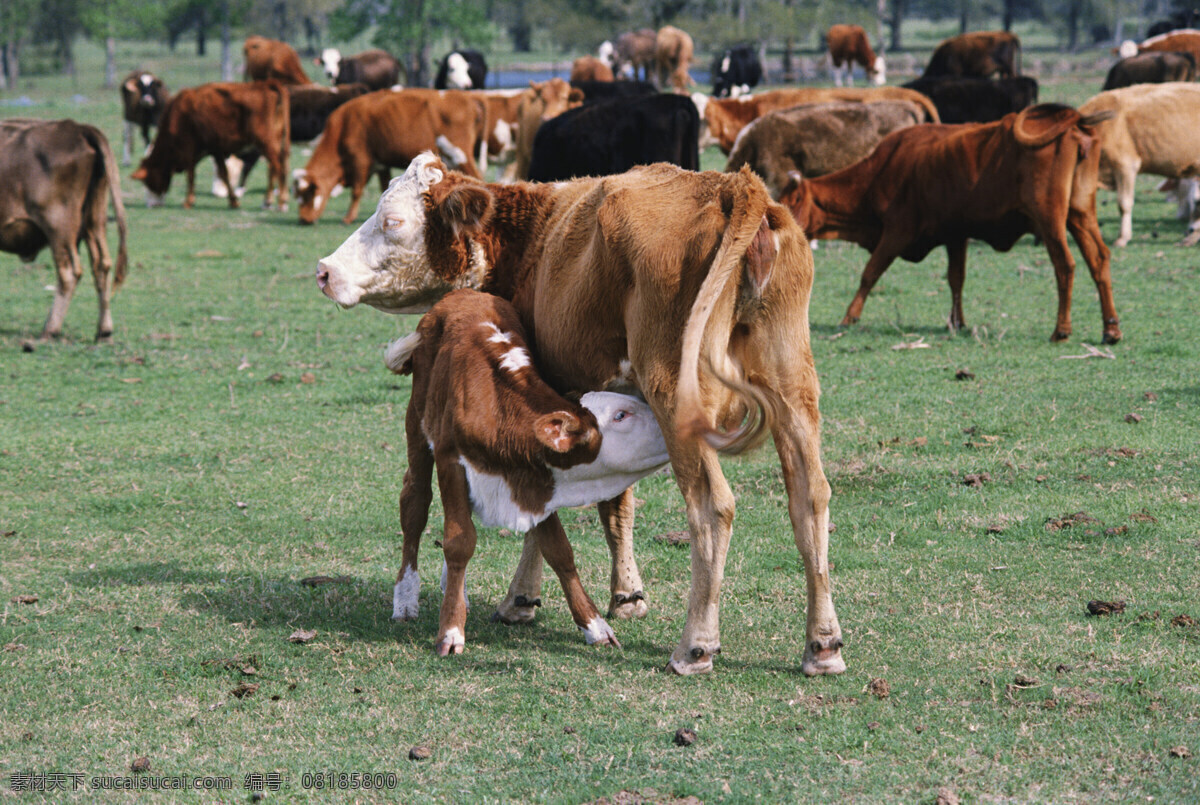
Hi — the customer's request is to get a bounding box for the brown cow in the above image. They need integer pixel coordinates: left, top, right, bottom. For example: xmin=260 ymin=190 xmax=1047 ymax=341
xmin=292 ymin=88 xmax=485 ymax=224
xmin=316 ymin=48 xmax=402 ymax=89
xmin=826 ymin=24 xmax=886 ymax=86
xmin=243 ymin=36 xmax=312 ymax=85
xmin=1132 ymin=29 xmax=1200 ymax=64
xmin=119 ymin=70 xmax=169 ymax=165
xmin=387 ymin=288 xmax=669 ymax=655
xmin=315 ymin=153 xmax=845 ymax=677
xmin=693 ymin=86 xmax=940 ymax=153
xmin=132 ymin=81 xmax=291 ymax=211
xmin=1 ymin=119 xmax=128 ymax=343
xmin=570 ymin=55 xmax=614 ymax=83
xmin=655 ymin=25 xmax=695 ymax=93
xmin=614 ymin=29 xmax=657 ymax=81
xmin=473 ymin=89 xmax=525 ymax=176
xmin=923 ymin=31 xmax=1021 ymax=78
xmin=726 ymin=100 xmax=924 ymax=197
xmin=782 ymin=105 xmax=1121 ymax=344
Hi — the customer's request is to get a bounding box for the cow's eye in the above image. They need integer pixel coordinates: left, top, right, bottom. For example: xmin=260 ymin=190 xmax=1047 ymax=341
xmin=613 ymin=410 xmax=628 ymax=422
xmin=384 ymin=216 xmax=404 ymax=230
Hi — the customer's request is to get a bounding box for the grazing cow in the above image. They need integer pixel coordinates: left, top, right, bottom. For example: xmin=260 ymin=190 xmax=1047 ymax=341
xmin=528 ymin=94 xmax=700 ymax=182
xmin=901 ymin=76 xmax=1038 ymax=123
xmin=1131 ymin=30 xmax=1200 ymax=66
xmin=435 ymin=50 xmax=488 ymax=90
xmin=315 ymin=48 xmax=402 ymax=90
xmin=782 ymin=105 xmax=1121 ymax=344
xmin=922 ymin=31 xmax=1022 ymax=79
xmin=292 ymin=88 xmax=485 ymax=224
xmin=132 ymin=81 xmax=290 ymax=210
xmin=511 ymin=78 xmax=576 ymax=181
xmin=614 ymin=29 xmax=658 ymax=81
xmin=694 ymin=86 xmax=940 ymax=153
xmin=570 ymin=55 xmax=614 ymax=83
xmin=710 ymin=44 xmax=764 ymax=98
xmin=243 ymin=36 xmax=311 ymax=85
xmin=655 ymin=25 xmax=695 ymax=93
xmin=0 ymin=119 xmax=128 ymax=343
xmin=316 ymin=152 xmax=845 ymax=677
xmin=1079 ymin=83 xmax=1200 ymax=247
xmin=726 ymin=100 xmax=924 ymax=197
xmin=568 ymin=79 xmax=656 ymax=103
xmin=119 ymin=71 xmax=169 ymax=166
xmin=387 ymin=289 xmax=670 ymax=655
xmin=1103 ymin=51 xmax=1195 ymax=89
xmin=826 ymin=25 xmax=886 ymax=87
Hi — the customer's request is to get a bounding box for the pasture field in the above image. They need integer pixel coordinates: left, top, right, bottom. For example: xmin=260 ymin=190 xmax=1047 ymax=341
xmin=2 ymin=44 xmax=1199 ymax=803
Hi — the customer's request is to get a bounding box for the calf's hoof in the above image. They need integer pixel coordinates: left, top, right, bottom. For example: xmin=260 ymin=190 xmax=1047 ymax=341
xmin=800 ymin=637 xmax=846 ymax=677
xmin=608 ymin=590 xmax=648 ymax=620
xmin=666 ymin=644 xmax=719 ymax=676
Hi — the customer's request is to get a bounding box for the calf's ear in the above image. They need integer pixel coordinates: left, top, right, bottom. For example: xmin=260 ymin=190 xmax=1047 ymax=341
xmin=534 ymin=411 xmax=584 ymax=453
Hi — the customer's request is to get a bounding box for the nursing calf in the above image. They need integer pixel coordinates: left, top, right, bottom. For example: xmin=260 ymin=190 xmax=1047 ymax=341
xmin=387 ymin=289 xmax=669 ymax=655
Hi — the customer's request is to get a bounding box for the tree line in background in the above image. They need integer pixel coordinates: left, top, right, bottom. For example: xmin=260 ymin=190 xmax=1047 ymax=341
xmin=0 ymin=0 xmax=1187 ymax=90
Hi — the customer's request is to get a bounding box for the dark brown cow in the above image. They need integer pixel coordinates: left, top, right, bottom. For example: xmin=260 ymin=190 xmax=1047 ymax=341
xmin=923 ymin=31 xmax=1021 ymax=78
xmin=292 ymin=88 xmax=485 ymax=224
xmin=826 ymin=24 xmax=886 ymax=86
xmin=243 ymin=36 xmax=311 ymax=85
xmin=316 ymin=154 xmax=846 ymax=677
xmin=387 ymin=289 xmax=668 ymax=655
xmin=316 ymin=48 xmax=402 ymax=89
xmin=1103 ymin=51 xmax=1195 ymax=90
xmin=119 ymin=70 xmax=169 ymax=165
xmin=132 ymin=81 xmax=291 ymax=211
xmin=614 ymin=29 xmax=658 ymax=81
xmin=1 ymin=119 xmax=128 ymax=343
xmin=782 ymin=105 xmax=1121 ymax=344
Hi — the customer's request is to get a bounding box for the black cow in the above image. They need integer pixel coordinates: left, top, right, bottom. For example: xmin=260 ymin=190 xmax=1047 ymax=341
xmin=120 ymin=71 xmax=170 ymax=166
xmin=1147 ymin=10 xmax=1200 ymax=37
xmin=528 ymin=93 xmax=699 ymax=182
xmin=434 ymin=50 xmax=488 ymax=90
xmin=1103 ymin=51 xmax=1196 ymax=89
xmin=902 ymin=76 xmax=1038 ymax=123
xmin=568 ymin=79 xmax=657 ymax=103
xmin=710 ymin=44 xmax=763 ymax=98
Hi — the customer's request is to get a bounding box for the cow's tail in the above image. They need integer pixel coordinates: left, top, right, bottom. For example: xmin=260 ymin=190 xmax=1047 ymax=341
xmin=1013 ymin=103 xmax=1098 ymax=148
xmin=384 ymin=331 xmax=422 ymax=375
xmin=676 ymin=168 xmax=778 ymax=455
xmin=83 ymin=125 xmax=129 ymax=287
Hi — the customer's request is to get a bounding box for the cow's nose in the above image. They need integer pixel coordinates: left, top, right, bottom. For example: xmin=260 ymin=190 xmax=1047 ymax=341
xmin=315 ymin=262 xmax=330 ymax=290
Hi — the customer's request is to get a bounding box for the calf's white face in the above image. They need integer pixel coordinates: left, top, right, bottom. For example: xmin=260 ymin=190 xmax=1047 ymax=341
xmin=320 ymin=48 xmax=342 ymax=81
xmin=315 ymin=153 xmax=488 ymax=313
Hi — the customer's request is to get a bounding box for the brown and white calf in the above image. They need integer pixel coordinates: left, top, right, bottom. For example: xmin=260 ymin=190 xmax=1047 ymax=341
xmin=315 ymin=153 xmax=844 ymax=677
xmin=120 ymin=71 xmax=169 ymax=165
xmin=826 ymin=24 xmax=886 ymax=87
xmin=386 ymin=289 xmax=669 ymax=655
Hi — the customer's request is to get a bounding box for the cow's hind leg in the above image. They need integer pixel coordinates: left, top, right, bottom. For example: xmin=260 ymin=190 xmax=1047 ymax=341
xmin=841 ymin=235 xmax=903 ymax=326
xmin=493 ymin=532 xmax=545 ymax=624
xmin=1067 ymin=206 xmax=1122 ymax=344
xmin=531 ymin=516 xmax=619 ymax=646
xmin=40 ymin=238 xmax=83 ymax=341
xmin=433 ymin=457 xmax=477 ymax=656
xmin=122 ymin=120 xmax=134 ymax=166
xmin=1039 ymin=219 xmax=1077 ymax=342
xmin=84 ymin=222 xmax=115 ymax=342
xmin=600 ymin=489 xmax=648 ymax=619
xmin=394 ymin=406 xmax=434 ymax=621
xmin=214 ymin=158 xmax=239 ymax=210
xmin=946 ymin=239 xmax=968 ymax=333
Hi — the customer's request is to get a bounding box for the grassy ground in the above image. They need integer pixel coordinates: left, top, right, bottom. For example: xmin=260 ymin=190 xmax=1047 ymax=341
xmin=2 ymin=40 xmax=1198 ymax=803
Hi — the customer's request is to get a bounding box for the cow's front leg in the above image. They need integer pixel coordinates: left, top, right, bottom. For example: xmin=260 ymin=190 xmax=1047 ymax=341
xmin=493 ymin=531 xmax=545 ymax=623
xmin=184 ymin=164 xmax=197 ymax=209
xmin=433 ymin=458 xmax=477 ymax=656
xmin=598 ymin=489 xmax=648 ymax=619
xmin=1113 ymin=165 xmax=1137 ymax=248
xmin=946 ymin=239 xmax=968 ymax=333
xmin=841 ymin=237 xmax=902 ymax=326
xmin=121 ymin=120 xmax=134 ymax=166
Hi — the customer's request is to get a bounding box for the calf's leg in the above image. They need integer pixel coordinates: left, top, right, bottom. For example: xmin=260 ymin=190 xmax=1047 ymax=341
xmin=433 ymin=458 xmax=477 ymax=656
xmin=394 ymin=408 xmax=434 ymax=621
xmin=530 ymin=516 xmax=618 ymax=646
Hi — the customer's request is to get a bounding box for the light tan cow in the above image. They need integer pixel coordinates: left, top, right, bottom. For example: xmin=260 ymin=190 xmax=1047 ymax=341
xmin=655 ymin=25 xmax=695 ymax=93
xmin=315 ymin=153 xmax=845 ymax=677
xmin=1079 ymin=83 xmax=1200 ymax=246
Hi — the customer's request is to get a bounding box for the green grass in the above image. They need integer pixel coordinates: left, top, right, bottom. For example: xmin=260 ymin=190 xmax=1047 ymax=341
xmin=2 ymin=40 xmax=1199 ymax=804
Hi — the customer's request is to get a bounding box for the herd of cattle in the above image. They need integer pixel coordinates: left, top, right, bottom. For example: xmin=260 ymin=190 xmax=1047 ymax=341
xmin=5 ymin=23 xmax=1200 ymax=671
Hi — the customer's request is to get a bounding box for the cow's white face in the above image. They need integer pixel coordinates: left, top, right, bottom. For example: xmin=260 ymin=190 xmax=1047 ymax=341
xmin=598 ymin=41 xmax=614 ymax=68
xmin=320 ymin=48 xmax=341 ymax=81
xmin=316 ymin=153 xmax=485 ymax=312
xmin=692 ymin=93 xmax=719 ymax=150
xmin=446 ymin=52 xmax=472 ymax=88
xmin=1118 ymin=40 xmax=1138 ymax=59
xmin=872 ymin=55 xmax=887 ymax=86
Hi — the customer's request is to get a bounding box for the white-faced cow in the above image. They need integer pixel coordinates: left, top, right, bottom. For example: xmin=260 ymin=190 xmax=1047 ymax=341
xmin=782 ymin=105 xmax=1121 ymax=344
xmin=1 ymin=119 xmax=128 ymax=343
xmin=435 ymin=50 xmax=488 ymax=90
xmin=315 ymin=153 xmax=846 ymax=677
xmin=387 ymin=288 xmax=669 ymax=655
xmin=316 ymin=48 xmax=402 ymax=90
xmin=826 ymin=24 xmax=886 ymax=87
xmin=119 ymin=70 xmax=169 ymax=166
xmin=710 ymin=44 xmax=764 ymax=98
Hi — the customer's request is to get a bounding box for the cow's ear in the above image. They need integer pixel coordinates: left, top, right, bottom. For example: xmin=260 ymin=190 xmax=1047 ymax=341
xmin=568 ymin=88 xmax=585 ymax=105
xmin=534 ymin=411 xmax=584 ymax=453
xmin=429 ymin=181 xmax=493 ymax=238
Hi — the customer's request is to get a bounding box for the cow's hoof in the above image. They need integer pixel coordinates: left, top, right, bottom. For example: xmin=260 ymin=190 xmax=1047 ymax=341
xmin=1102 ymin=328 xmax=1122 ymax=345
xmin=20 ymin=340 xmax=36 ymax=353
xmin=608 ymin=590 xmax=648 ymax=620
xmin=801 ymin=637 xmax=846 ymax=676
xmin=95 ymin=332 xmax=114 ymax=344
xmin=1113 ymin=238 xmax=1130 ymax=248
xmin=1049 ymin=329 xmax=1071 ymax=342
xmin=492 ymin=595 xmax=540 ymax=624
xmin=580 ymin=616 xmax=620 ymax=647
xmin=667 ymin=644 xmax=718 ymax=675
xmin=435 ymin=630 xmax=464 ymax=656
xmin=838 ymin=315 xmax=859 ymax=327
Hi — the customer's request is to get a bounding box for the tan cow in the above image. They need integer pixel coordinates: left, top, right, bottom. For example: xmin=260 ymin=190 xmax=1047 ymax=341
xmin=1132 ymin=29 xmax=1200 ymax=64
xmin=570 ymin=55 xmax=614 ymax=82
xmin=693 ymin=86 xmax=940 ymax=153
xmin=1079 ymin=83 xmax=1200 ymax=247
xmin=292 ymin=88 xmax=485 ymax=224
xmin=243 ymin=36 xmax=312 ymax=85
xmin=655 ymin=25 xmax=695 ymax=92
xmin=783 ymin=105 xmax=1121 ymax=344
xmin=316 ymin=153 xmax=845 ymax=677
xmin=826 ymin=24 xmax=886 ymax=86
